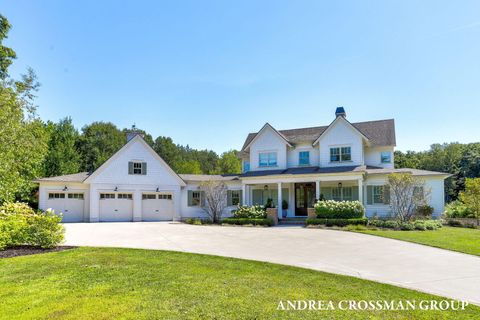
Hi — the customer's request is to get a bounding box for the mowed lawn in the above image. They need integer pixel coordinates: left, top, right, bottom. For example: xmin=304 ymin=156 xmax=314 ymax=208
xmin=353 ymin=226 xmax=480 ymax=256
xmin=0 ymin=248 xmax=478 ymax=319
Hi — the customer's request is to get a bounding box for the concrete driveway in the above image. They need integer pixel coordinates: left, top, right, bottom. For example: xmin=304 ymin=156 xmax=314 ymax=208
xmin=64 ymin=222 xmax=480 ymax=305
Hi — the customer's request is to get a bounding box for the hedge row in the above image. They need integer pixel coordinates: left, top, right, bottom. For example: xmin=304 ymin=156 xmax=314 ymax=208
xmin=306 ymin=218 xmax=368 ymax=227
xmin=314 ymin=200 xmax=365 ymax=219
xmin=222 ymin=218 xmax=274 ymax=226
xmin=368 ymin=219 xmax=443 ymax=231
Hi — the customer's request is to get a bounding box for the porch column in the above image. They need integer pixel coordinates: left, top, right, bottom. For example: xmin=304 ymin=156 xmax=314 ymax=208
xmin=277 ymin=182 xmax=282 ymax=219
xmin=315 ymin=180 xmax=320 ymax=200
xmin=242 ymin=184 xmax=247 ymax=206
xmin=358 ymin=178 xmax=363 ymax=204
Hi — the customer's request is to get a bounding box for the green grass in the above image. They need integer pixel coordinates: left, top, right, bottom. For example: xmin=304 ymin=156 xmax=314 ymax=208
xmin=352 ymin=226 xmax=480 ymax=256
xmin=0 ymin=248 xmax=478 ymax=319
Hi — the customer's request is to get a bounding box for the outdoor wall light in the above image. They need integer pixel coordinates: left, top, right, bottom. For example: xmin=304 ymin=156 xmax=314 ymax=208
xmin=264 ymin=185 xmax=269 ymax=190
xmin=156 ymin=187 xmax=159 ymax=192
xmin=114 ymin=187 xmax=118 ymax=192
xmin=338 ymin=182 xmax=342 ymax=189
xmin=63 ymin=186 xmax=68 ymax=191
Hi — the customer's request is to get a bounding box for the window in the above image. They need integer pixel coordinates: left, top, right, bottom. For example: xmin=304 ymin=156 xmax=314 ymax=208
xmin=330 ymin=148 xmax=340 ymax=162
xmin=68 ymin=193 xmax=84 ymax=200
xmin=413 ymin=186 xmax=424 ymax=198
xmin=373 ymin=186 xmax=384 ymax=204
xmin=259 ymin=152 xmax=277 ymax=167
xmin=133 ymin=162 xmax=142 ymax=174
xmin=381 ymin=152 xmax=391 ymax=163
xmin=331 ymin=187 xmax=352 ymax=201
xmin=142 ymin=194 xmax=156 ymax=200
xmin=330 ymin=147 xmax=351 ymax=162
xmin=243 ymin=160 xmax=250 ymax=172
xmin=129 ymin=161 xmax=146 ymax=175
xmin=231 ymin=190 xmax=240 ymax=206
xmin=48 ymin=193 xmax=65 ymax=199
xmin=118 ymin=193 xmax=133 ymax=200
xmin=341 ymin=147 xmax=351 ymax=161
xmin=191 ymin=191 xmax=201 ymax=206
xmin=100 ymin=193 xmax=115 ymax=199
xmin=159 ymin=194 xmax=172 ymax=200
xmin=299 ymin=151 xmax=310 ymax=166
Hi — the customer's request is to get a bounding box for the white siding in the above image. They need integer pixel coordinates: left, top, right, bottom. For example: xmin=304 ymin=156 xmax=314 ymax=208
xmin=287 ymin=144 xmax=320 ymax=168
xmin=180 ymin=181 xmax=242 ymax=219
xmin=365 ymin=146 xmax=395 ymax=169
xmin=364 ymin=175 xmax=446 ymax=218
xmin=318 ymin=119 xmax=364 ymax=167
xmin=38 ymin=183 xmax=90 ymax=222
xmin=249 ymin=126 xmax=288 ymax=171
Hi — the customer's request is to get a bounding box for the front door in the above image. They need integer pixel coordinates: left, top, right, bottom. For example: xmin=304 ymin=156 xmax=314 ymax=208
xmin=295 ymin=183 xmax=315 ymax=216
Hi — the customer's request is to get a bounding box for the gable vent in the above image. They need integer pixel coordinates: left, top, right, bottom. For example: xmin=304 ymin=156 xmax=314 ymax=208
xmin=335 ymin=107 xmax=346 ymax=118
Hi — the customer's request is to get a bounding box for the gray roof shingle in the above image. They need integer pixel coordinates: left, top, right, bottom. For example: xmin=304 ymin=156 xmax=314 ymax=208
xmin=240 ymin=119 xmax=396 ymax=151
xmin=34 ymin=172 xmax=91 ymax=183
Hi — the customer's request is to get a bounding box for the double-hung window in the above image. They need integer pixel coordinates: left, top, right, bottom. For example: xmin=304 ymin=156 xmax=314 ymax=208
xmin=259 ymin=152 xmax=277 ymax=167
xmin=299 ymin=151 xmax=310 ymax=166
xmin=129 ymin=161 xmax=146 ymax=175
xmin=330 ymin=147 xmax=351 ymax=162
xmin=243 ymin=160 xmax=250 ymax=172
xmin=381 ymin=152 xmax=391 ymax=163
xmin=192 ymin=191 xmax=201 ymax=206
xmin=231 ymin=190 xmax=240 ymax=206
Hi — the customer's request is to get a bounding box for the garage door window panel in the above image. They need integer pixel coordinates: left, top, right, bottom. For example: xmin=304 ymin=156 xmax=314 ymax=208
xmin=118 ymin=194 xmax=133 ymax=200
xmin=49 ymin=193 xmax=65 ymax=199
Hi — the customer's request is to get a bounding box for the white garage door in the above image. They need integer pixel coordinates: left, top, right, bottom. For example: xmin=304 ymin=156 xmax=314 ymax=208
xmin=46 ymin=192 xmax=85 ymax=222
xmin=142 ymin=193 xmax=174 ymax=221
xmin=99 ymin=193 xmax=133 ymax=222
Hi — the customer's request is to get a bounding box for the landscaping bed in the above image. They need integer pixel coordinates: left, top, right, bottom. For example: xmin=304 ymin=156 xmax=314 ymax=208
xmin=0 ymin=245 xmax=74 ymax=259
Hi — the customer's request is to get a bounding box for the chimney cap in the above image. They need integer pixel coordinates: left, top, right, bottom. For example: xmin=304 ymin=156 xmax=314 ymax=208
xmin=335 ymin=107 xmax=346 ymax=118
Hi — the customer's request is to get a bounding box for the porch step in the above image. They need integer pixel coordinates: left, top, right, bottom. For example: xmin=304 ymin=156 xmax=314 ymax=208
xmin=279 ymin=218 xmax=307 ymax=225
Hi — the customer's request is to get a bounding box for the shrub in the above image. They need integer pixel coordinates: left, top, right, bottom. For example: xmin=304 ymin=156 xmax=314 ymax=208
xmin=26 ymin=209 xmax=65 ymax=248
xmin=384 ymin=220 xmax=399 ymax=229
xmin=184 ymin=218 xmax=211 ymax=225
xmin=399 ymin=222 xmax=415 ymax=231
xmin=222 ymin=218 xmax=273 ymax=226
xmin=368 ymin=219 xmax=441 ymax=231
xmin=444 ymin=201 xmax=475 ymax=218
xmin=0 ymin=203 xmax=65 ymax=249
xmin=414 ymin=221 xmax=427 ymax=231
xmin=415 ymin=205 xmax=434 ymax=218
xmin=314 ymin=200 xmax=365 ymax=219
xmin=306 ymin=218 xmax=368 ymax=227
xmin=233 ymin=205 xmax=266 ymax=219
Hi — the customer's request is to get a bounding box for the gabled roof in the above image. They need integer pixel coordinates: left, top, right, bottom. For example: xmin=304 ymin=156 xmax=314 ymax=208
xmin=312 ymin=116 xmax=370 ymax=146
xmin=241 ymin=123 xmax=293 ymax=151
xmin=241 ymin=119 xmax=395 ymax=151
xmin=83 ymin=134 xmax=186 ymax=186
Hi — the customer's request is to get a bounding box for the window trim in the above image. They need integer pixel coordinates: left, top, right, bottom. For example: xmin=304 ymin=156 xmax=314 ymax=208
xmin=191 ymin=191 xmax=201 ymax=206
xmin=298 ymin=151 xmax=310 ymax=166
xmin=372 ymin=186 xmax=384 ymax=204
xmin=259 ymin=152 xmax=277 ymax=167
xmin=231 ymin=190 xmax=241 ymax=206
xmin=330 ymin=146 xmax=352 ymax=162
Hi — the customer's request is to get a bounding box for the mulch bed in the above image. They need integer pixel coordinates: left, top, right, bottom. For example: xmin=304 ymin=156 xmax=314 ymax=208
xmin=0 ymin=246 xmax=76 ymax=259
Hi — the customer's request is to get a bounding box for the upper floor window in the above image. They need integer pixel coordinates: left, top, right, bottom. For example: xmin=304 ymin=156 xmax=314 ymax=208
xmin=259 ymin=152 xmax=277 ymax=167
xmin=299 ymin=151 xmax=310 ymax=166
xmin=330 ymin=147 xmax=351 ymax=162
xmin=129 ymin=161 xmax=147 ymax=175
xmin=243 ymin=160 xmax=250 ymax=172
xmin=381 ymin=152 xmax=391 ymax=163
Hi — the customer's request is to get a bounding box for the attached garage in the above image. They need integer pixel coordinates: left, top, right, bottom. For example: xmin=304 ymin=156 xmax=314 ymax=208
xmin=46 ymin=192 xmax=85 ymax=222
xmin=99 ymin=193 xmax=133 ymax=222
xmin=142 ymin=193 xmax=174 ymax=221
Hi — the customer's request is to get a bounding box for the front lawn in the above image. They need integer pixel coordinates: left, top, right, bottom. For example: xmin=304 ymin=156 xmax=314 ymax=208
xmin=0 ymin=247 xmax=478 ymax=319
xmin=353 ymin=226 xmax=480 ymax=256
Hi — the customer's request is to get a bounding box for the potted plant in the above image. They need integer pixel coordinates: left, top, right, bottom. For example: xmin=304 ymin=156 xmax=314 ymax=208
xmin=282 ymin=200 xmax=288 ymax=218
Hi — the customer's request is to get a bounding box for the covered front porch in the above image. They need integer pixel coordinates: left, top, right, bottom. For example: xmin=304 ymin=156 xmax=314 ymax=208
xmin=241 ymin=175 xmax=364 ymax=219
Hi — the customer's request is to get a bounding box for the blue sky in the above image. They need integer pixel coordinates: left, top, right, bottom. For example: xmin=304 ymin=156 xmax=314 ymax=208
xmin=3 ymin=1 xmax=480 ymax=153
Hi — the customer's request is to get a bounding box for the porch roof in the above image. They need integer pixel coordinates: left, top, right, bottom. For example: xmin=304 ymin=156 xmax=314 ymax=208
xmin=239 ymin=166 xmax=366 ymax=178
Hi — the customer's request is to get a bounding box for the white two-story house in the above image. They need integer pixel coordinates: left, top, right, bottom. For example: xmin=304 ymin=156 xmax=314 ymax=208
xmin=35 ymin=108 xmax=449 ymax=222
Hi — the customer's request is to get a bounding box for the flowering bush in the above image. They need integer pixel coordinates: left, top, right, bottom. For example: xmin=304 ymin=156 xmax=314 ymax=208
xmin=314 ymin=200 xmax=365 ymax=219
xmin=444 ymin=201 xmax=475 ymax=218
xmin=233 ymin=205 xmax=267 ymax=219
xmin=0 ymin=202 xmax=64 ymax=250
